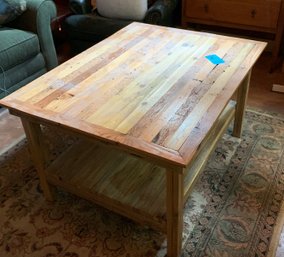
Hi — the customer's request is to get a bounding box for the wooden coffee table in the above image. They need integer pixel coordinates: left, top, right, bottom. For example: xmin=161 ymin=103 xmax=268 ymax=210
xmin=0 ymin=23 xmax=266 ymax=257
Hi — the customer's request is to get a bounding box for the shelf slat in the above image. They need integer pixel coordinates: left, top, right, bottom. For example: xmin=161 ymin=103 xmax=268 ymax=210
xmin=47 ymin=141 xmax=167 ymax=232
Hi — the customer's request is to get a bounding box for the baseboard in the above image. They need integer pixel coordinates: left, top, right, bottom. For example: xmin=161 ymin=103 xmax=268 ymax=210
xmin=272 ymin=84 xmax=284 ymax=93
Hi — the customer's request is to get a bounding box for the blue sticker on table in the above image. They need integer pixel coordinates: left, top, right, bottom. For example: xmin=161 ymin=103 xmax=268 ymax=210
xmin=205 ymin=54 xmax=225 ymax=64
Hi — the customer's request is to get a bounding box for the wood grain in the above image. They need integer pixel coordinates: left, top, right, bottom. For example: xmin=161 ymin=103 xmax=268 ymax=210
xmin=46 ymin=139 xmax=167 ymax=231
xmin=183 ymin=0 xmax=281 ymax=29
xmin=0 ymin=23 xmax=266 ymax=167
xmin=20 ymin=119 xmax=54 ymax=201
xmin=166 ymin=169 xmax=184 ymax=257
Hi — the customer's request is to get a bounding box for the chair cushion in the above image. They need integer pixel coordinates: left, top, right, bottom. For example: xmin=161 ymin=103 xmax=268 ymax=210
xmin=96 ymin=0 xmax=147 ymax=21
xmin=64 ymin=14 xmax=132 ymax=44
xmin=0 ymin=0 xmax=26 ymax=25
xmin=0 ymin=27 xmax=40 ymax=70
xmin=1 ymin=53 xmax=45 ymax=94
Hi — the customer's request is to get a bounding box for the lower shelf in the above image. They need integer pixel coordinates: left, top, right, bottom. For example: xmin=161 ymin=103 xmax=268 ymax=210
xmin=46 ymin=100 xmax=236 ymax=233
xmin=47 ymin=140 xmax=168 ymax=232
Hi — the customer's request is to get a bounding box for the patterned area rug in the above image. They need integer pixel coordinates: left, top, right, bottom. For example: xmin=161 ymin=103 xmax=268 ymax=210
xmin=0 ymin=110 xmax=283 ymax=257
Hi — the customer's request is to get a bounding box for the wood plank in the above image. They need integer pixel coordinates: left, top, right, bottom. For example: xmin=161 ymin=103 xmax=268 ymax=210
xmin=116 ymin=37 xmax=222 ymax=135
xmin=19 ymin=24 xmax=151 ymax=102
xmin=86 ymin=36 xmax=211 ymax=130
xmin=55 ymin=31 xmax=185 ymax=117
xmin=46 ymin=139 xmax=167 ymax=231
xmin=42 ymin=29 xmax=173 ymax=112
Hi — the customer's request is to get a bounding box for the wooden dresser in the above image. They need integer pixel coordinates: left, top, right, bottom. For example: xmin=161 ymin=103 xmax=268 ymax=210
xmin=182 ymin=0 xmax=284 ymax=71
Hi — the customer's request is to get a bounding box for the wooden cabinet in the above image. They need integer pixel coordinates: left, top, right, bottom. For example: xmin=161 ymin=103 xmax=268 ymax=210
xmin=182 ymin=0 xmax=284 ymax=71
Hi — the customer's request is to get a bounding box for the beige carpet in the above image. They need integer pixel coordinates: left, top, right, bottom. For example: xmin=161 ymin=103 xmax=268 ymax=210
xmin=0 ymin=109 xmax=25 ymax=156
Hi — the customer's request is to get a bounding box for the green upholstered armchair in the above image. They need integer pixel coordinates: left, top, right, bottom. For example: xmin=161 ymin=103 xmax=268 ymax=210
xmin=63 ymin=0 xmax=178 ymax=53
xmin=0 ymin=0 xmax=58 ymax=98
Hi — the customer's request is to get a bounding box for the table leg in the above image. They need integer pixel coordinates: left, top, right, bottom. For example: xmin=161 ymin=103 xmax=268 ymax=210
xmin=166 ymin=169 xmax=184 ymax=257
xmin=232 ymin=70 xmax=251 ymax=138
xmin=21 ymin=118 xmax=54 ymax=201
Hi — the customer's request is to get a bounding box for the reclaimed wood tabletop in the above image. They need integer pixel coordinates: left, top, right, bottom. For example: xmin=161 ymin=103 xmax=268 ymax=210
xmin=0 ymin=22 xmax=266 ymax=167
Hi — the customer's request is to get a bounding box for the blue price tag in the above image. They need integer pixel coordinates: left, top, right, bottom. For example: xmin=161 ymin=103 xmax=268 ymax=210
xmin=205 ymin=54 xmax=225 ymax=65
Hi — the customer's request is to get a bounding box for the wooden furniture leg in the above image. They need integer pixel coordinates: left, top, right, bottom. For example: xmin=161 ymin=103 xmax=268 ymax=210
xmin=166 ymin=169 xmax=184 ymax=257
xmin=232 ymin=70 xmax=251 ymax=138
xmin=21 ymin=118 xmax=54 ymax=201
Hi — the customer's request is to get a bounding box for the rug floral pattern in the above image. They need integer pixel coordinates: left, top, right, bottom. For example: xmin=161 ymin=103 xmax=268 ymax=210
xmin=0 ymin=110 xmax=283 ymax=257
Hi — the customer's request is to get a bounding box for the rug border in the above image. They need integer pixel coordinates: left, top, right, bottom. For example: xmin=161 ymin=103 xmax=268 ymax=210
xmin=267 ymin=189 xmax=284 ymax=257
xmin=248 ymin=106 xmax=284 ymax=257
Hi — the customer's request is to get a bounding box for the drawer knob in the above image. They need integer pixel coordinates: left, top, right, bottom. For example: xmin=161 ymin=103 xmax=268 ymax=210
xmin=251 ymin=9 xmax=256 ymax=18
xmin=204 ymin=4 xmax=209 ymax=13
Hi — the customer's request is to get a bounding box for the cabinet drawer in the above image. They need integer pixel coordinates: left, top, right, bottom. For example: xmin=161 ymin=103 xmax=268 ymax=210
xmin=185 ymin=0 xmax=281 ymax=29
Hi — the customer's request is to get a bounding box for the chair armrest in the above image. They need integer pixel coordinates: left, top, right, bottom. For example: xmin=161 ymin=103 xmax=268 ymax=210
xmin=8 ymin=0 xmax=58 ymax=70
xmin=144 ymin=0 xmax=177 ymax=25
xmin=69 ymin=0 xmax=92 ymax=14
